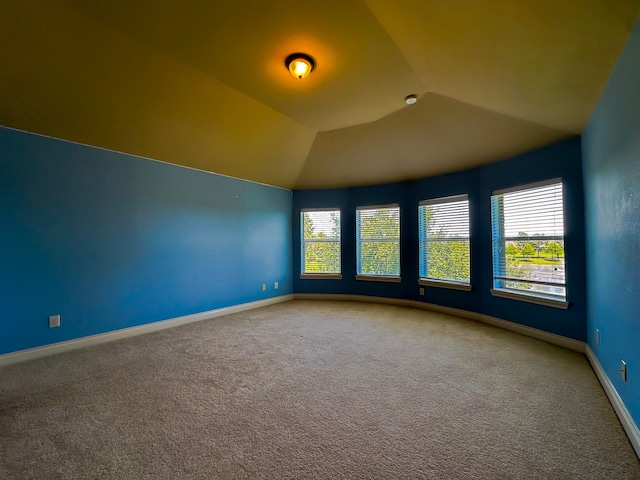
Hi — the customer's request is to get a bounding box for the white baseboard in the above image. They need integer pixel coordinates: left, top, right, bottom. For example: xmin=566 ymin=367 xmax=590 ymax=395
xmin=294 ymin=294 xmax=640 ymax=459
xmin=0 ymin=295 xmax=293 ymax=367
xmin=586 ymin=346 xmax=640 ymax=459
xmin=477 ymin=313 xmax=586 ymax=352
xmin=4 ymin=292 xmax=637 ymax=460
xmin=294 ymin=293 xmax=415 ymax=309
xmin=293 ymin=293 xmax=585 ymax=352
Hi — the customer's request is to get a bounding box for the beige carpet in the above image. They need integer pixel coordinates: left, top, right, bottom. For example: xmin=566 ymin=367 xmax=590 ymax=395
xmin=1 ymin=300 xmax=639 ymax=479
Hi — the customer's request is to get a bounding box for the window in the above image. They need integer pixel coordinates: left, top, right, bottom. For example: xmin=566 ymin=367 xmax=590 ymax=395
xmin=491 ymin=179 xmax=567 ymax=308
xmin=300 ymin=209 xmax=341 ymax=279
xmin=418 ymin=195 xmax=470 ymax=290
xmin=356 ymin=205 xmax=400 ymax=282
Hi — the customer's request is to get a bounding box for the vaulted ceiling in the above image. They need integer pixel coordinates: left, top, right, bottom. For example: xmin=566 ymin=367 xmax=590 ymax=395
xmin=1 ymin=1 xmax=639 ymax=189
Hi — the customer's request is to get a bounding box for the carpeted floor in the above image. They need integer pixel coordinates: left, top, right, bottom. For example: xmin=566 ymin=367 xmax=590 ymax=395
xmin=1 ymin=300 xmax=639 ymax=479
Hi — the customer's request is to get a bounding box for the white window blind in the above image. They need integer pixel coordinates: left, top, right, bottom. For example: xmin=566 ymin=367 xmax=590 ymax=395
xmin=301 ymin=209 xmax=341 ymax=274
xmin=491 ymin=179 xmax=566 ymax=301
xmin=356 ymin=205 xmax=400 ymax=276
xmin=418 ymin=195 xmax=470 ymax=284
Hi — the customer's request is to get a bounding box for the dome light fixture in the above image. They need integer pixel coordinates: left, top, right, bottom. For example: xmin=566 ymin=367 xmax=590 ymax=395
xmin=405 ymin=94 xmax=418 ymax=105
xmin=286 ymin=53 xmax=315 ymax=79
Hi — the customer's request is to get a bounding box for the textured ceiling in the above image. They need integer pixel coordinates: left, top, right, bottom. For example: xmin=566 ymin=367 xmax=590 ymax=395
xmin=1 ymin=0 xmax=639 ymax=189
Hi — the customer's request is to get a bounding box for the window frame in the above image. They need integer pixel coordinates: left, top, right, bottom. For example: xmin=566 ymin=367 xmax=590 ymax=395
xmin=355 ymin=204 xmax=401 ymax=283
xmin=300 ymin=208 xmax=343 ymax=280
xmin=490 ymin=178 xmax=569 ymax=309
xmin=418 ymin=194 xmax=471 ymax=291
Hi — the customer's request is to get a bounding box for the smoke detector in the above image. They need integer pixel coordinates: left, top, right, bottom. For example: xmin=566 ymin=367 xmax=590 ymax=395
xmin=405 ymin=94 xmax=418 ymax=105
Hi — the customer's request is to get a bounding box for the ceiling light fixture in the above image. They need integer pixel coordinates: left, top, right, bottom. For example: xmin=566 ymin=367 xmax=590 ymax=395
xmin=285 ymin=53 xmax=315 ymax=79
xmin=405 ymin=94 xmax=418 ymax=105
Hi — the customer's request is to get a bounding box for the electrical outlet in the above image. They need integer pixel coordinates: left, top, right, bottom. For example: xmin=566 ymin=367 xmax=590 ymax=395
xmin=274 ymin=282 xmax=279 ymax=289
xmin=261 ymin=284 xmax=266 ymax=291
xmin=621 ymin=361 xmax=627 ymax=382
xmin=595 ymin=329 xmax=600 ymax=345
xmin=419 ymin=287 xmax=424 ymax=296
xmin=49 ymin=315 xmax=61 ymax=328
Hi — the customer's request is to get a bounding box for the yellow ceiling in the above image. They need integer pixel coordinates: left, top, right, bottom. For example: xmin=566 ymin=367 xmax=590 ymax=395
xmin=1 ymin=0 xmax=639 ymax=189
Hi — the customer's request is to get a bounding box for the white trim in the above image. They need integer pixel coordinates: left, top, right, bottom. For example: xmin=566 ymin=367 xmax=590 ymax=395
xmin=294 ymin=293 xmax=414 ymax=309
xmin=419 ymin=194 xmax=468 ymax=206
xmin=292 ymin=293 xmax=584 ymax=352
xmin=6 ymin=292 xmax=636 ymax=461
xmin=492 ymin=177 xmax=562 ymax=196
xmin=355 ymin=275 xmax=401 ymax=283
xmin=294 ymin=294 xmax=636 ymax=458
xmin=491 ymin=288 xmax=569 ymax=309
xmin=409 ymin=299 xmax=480 ymax=322
xmin=0 ymin=295 xmax=293 ymax=367
xmin=300 ymin=273 xmax=343 ymax=280
xmin=418 ymin=278 xmax=472 ymax=291
xmin=477 ymin=313 xmax=584 ymax=352
xmin=586 ymin=346 xmax=640 ymax=459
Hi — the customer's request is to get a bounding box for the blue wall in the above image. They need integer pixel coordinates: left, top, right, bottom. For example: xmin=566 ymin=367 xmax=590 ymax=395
xmin=293 ymin=137 xmax=586 ymax=340
xmin=582 ymin=17 xmax=640 ymax=429
xmin=0 ymin=127 xmax=292 ymax=355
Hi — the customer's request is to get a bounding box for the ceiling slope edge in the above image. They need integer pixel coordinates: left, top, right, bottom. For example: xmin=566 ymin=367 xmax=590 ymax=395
xmin=0 ymin=0 xmax=316 ymax=189
xmin=295 ymin=93 xmax=574 ymax=190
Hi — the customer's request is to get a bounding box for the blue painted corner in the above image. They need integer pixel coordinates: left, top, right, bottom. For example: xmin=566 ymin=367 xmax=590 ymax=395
xmin=582 ymin=15 xmax=640 ymax=431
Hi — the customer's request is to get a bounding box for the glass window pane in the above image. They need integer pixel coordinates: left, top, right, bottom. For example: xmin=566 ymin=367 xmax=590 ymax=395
xmin=491 ymin=181 xmax=566 ymax=300
xmin=301 ymin=210 xmax=341 ymax=274
xmin=356 ymin=206 xmax=400 ymax=276
xmin=419 ymin=196 xmax=470 ymax=284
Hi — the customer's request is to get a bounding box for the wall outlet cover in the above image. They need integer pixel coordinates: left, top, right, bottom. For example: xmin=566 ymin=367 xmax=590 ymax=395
xmin=49 ymin=315 xmax=61 ymax=328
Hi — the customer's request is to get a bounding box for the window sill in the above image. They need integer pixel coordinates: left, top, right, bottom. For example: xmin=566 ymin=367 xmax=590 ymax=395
xmin=355 ymin=275 xmax=401 ymax=283
xmin=490 ymin=288 xmax=569 ymax=309
xmin=300 ymin=273 xmax=343 ymax=280
xmin=418 ymin=279 xmax=471 ymax=291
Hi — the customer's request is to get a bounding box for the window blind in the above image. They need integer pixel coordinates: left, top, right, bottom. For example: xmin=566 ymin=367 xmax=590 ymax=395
xmin=356 ymin=205 xmax=400 ymax=276
xmin=418 ymin=195 xmax=470 ymax=283
xmin=491 ymin=180 xmax=566 ymax=300
xmin=301 ymin=209 xmax=341 ymax=274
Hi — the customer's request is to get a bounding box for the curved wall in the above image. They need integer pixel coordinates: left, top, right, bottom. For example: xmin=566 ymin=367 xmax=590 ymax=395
xmin=293 ymin=137 xmax=586 ymax=341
